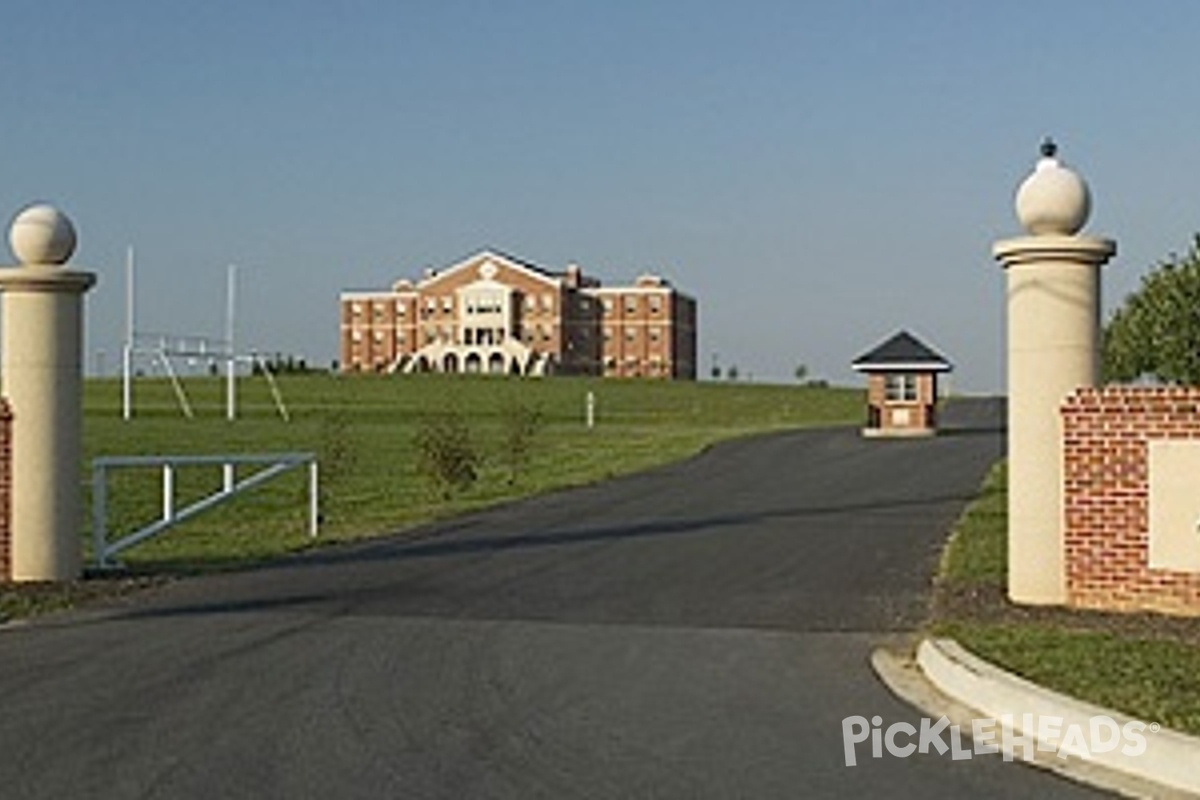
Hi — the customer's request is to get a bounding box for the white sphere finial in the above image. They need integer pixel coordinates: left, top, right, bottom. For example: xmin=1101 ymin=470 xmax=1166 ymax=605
xmin=8 ymin=203 xmax=77 ymax=266
xmin=1014 ymin=138 xmax=1091 ymax=236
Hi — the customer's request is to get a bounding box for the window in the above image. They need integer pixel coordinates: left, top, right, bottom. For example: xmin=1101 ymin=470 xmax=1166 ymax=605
xmin=442 ymin=297 xmax=453 ymax=312
xmin=352 ymin=302 xmax=363 ymax=316
xmin=602 ymin=298 xmax=614 ymax=312
xmin=649 ymin=297 xmax=662 ymax=314
xmin=650 ymin=327 xmax=661 ymax=342
xmin=625 ymin=297 xmax=638 ymax=314
xmin=884 ymin=374 xmax=919 ymax=402
xmin=396 ymin=302 xmax=406 ymax=317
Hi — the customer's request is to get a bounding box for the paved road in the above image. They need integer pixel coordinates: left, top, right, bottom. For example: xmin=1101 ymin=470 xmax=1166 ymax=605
xmin=0 ymin=398 xmax=1111 ymax=798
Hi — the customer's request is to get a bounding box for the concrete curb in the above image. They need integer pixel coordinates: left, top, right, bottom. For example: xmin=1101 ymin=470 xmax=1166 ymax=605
xmin=915 ymin=638 xmax=1200 ymax=798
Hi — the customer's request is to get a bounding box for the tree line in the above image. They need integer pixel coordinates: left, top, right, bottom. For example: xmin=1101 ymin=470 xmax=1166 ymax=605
xmin=1103 ymin=235 xmax=1200 ymax=386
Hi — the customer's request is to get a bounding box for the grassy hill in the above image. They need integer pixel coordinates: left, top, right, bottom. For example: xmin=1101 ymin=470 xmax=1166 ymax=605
xmin=83 ymin=373 xmax=863 ymax=570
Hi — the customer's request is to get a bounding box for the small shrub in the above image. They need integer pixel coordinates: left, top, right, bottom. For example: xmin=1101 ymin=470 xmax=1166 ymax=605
xmin=318 ymin=410 xmax=357 ymax=482
xmin=414 ymin=411 xmax=479 ymax=498
xmin=500 ymin=401 xmax=543 ymax=485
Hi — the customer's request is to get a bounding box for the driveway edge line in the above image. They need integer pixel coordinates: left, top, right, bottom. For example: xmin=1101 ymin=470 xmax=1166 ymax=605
xmin=871 ymin=640 xmax=1200 ymax=799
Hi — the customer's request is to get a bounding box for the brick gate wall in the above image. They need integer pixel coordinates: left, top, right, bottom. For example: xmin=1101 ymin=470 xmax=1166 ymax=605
xmin=0 ymin=400 xmax=10 ymax=581
xmin=1062 ymin=387 xmax=1200 ymax=615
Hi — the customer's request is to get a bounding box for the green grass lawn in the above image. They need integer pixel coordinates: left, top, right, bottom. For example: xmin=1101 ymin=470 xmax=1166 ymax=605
xmin=933 ymin=460 xmax=1200 ymax=736
xmin=78 ymin=373 xmax=863 ymax=571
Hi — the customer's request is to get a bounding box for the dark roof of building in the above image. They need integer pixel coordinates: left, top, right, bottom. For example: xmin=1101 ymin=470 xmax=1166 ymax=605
xmin=851 ymin=330 xmax=952 ymax=372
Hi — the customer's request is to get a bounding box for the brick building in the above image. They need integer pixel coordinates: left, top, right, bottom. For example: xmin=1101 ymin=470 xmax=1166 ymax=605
xmin=340 ymin=250 xmax=697 ymax=379
xmin=852 ymin=330 xmax=952 ymax=437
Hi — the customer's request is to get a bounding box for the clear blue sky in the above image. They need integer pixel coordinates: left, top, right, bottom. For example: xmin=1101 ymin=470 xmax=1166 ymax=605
xmin=4 ymin=1 xmax=1199 ymax=392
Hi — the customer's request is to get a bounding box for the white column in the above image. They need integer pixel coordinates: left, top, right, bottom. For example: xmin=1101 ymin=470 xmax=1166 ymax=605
xmin=994 ymin=236 xmax=1113 ymax=604
xmin=1 ymin=204 xmax=97 ymax=581
xmin=992 ymin=140 xmax=1115 ymax=605
xmin=3 ymin=276 xmax=94 ymax=579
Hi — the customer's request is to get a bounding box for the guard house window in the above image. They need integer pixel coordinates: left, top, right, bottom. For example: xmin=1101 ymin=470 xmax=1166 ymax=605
xmin=884 ymin=374 xmax=918 ymax=402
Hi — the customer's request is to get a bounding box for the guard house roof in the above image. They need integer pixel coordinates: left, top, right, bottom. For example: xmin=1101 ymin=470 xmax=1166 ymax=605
xmin=851 ymin=330 xmax=952 ymax=373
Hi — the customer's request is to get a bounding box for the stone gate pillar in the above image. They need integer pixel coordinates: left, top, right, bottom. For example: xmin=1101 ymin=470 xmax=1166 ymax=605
xmin=993 ymin=140 xmax=1116 ymax=605
xmin=1 ymin=204 xmax=97 ymax=581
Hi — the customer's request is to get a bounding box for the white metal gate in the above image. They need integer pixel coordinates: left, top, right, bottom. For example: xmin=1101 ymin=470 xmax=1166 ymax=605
xmin=91 ymin=452 xmax=318 ymax=568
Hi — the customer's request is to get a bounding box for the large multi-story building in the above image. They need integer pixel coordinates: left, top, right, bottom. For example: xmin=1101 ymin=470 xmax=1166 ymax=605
xmin=339 ymin=249 xmax=697 ymax=379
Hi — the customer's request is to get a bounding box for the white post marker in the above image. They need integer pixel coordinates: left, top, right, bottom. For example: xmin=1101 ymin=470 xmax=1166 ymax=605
xmin=162 ymin=464 xmax=175 ymax=521
xmin=586 ymin=390 xmax=596 ymax=429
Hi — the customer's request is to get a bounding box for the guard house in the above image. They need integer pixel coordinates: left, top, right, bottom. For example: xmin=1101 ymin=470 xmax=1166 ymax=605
xmin=851 ymin=331 xmax=952 ymax=437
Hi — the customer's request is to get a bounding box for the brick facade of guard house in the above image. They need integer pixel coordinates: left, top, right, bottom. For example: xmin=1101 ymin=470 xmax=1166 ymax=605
xmin=1062 ymin=386 xmax=1200 ymax=616
xmin=851 ymin=331 xmax=952 ymax=438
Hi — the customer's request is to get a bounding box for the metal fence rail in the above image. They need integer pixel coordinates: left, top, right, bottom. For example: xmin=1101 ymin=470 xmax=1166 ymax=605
xmin=91 ymin=452 xmax=318 ymax=568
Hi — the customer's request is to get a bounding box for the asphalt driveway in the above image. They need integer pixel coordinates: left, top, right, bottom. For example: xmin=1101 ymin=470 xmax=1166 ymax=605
xmin=0 ymin=397 xmax=1113 ymax=798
